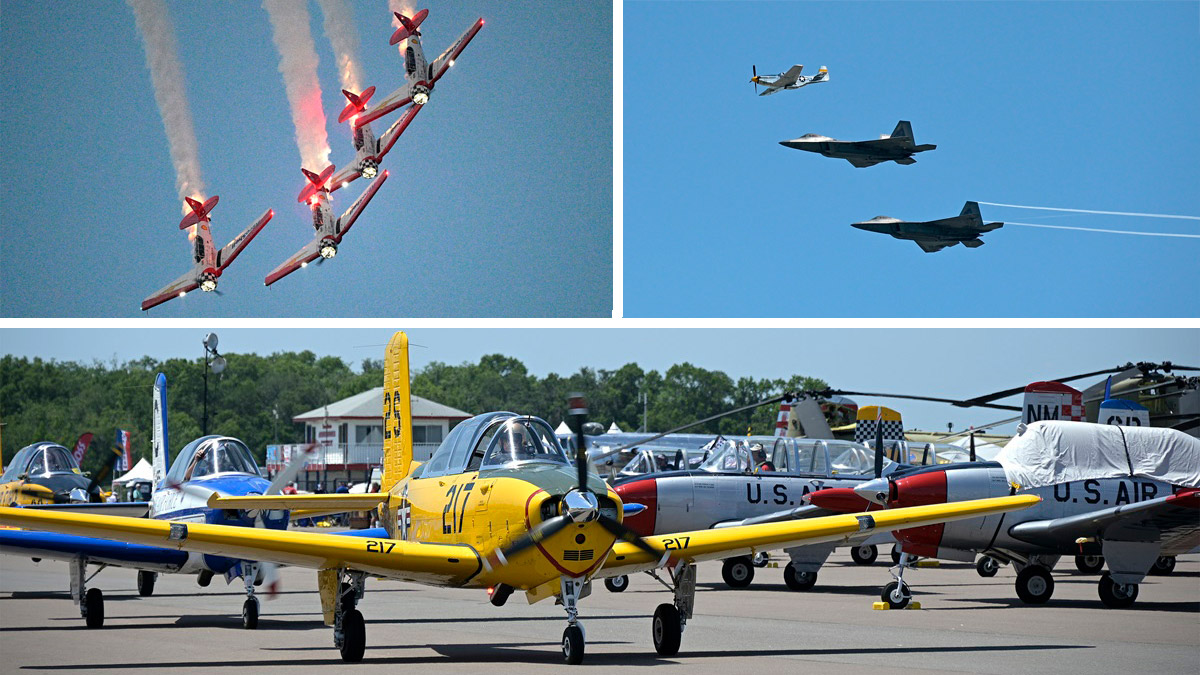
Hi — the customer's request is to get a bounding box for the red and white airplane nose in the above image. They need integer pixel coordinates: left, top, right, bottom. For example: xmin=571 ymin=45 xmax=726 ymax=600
xmin=612 ymin=478 xmax=657 ymax=536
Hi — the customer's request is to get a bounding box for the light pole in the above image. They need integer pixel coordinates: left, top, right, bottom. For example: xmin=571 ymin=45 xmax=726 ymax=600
xmin=202 ymin=333 xmax=226 ymax=436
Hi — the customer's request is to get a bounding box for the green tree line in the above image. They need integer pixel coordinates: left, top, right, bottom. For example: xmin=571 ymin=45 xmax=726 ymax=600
xmin=1 ymin=352 xmax=825 ymax=475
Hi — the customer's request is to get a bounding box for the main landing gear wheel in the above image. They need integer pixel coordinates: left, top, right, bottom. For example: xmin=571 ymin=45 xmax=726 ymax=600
xmin=84 ymin=588 xmax=105 ymax=628
xmin=242 ymin=597 xmax=259 ymax=630
xmin=604 ymin=575 xmax=629 ymax=593
xmin=1148 ymin=556 xmax=1176 ymax=576
xmin=137 ymin=570 xmax=157 ymax=596
xmin=340 ymin=609 xmax=366 ymax=662
xmin=1074 ymin=555 xmax=1105 ymax=574
xmin=1015 ymin=566 xmax=1054 ymax=604
xmin=783 ymin=563 xmax=818 ymax=591
xmin=652 ymin=603 xmax=682 ymax=656
xmin=562 ymin=624 xmax=585 ymax=665
xmin=721 ymin=557 xmax=754 ymax=588
xmin=976 ymin=556 xmax=1000 ymax=578
xmin=1098 ymin=573 xmax=1138 ymax=608
xmin=851 ymin=544 xmax=878 ymax=566
xmin=881 ymin=581 xmax=911 ymax=609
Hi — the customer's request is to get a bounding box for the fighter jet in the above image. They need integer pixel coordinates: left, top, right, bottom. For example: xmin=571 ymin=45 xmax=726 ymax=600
xmin=750 ymin=64 xmax=828 ymax=96
xmin=141 ymin=196 xmax=273 ymax=311
xmin=851 ymin=201 xmax=1003 ymax=253
xmin=780 ymin=121 xmax=936 ymax=168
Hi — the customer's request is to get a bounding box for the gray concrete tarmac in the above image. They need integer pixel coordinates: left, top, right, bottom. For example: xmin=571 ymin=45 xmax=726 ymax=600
xmin=2 ymin=547 xmax=1197 ymax=673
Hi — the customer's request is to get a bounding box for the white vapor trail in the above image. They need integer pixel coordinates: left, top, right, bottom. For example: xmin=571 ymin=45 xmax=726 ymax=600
xmin=127 ymin=0 xmax=206 ymax=212
xmin=315 ymin=0 xmax=364 ymax=95
xmin=263 ymin=0 xmax=331 ymax=170
xmin=979 ymin=202 xmax=1200 ymax=221
xmin=1007 ymin=222 xmax=1200 ymax=239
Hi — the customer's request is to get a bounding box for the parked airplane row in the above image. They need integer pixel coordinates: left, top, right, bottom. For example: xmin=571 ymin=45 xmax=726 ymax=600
xmin=142 ymin=9 xmax=482 ymax=310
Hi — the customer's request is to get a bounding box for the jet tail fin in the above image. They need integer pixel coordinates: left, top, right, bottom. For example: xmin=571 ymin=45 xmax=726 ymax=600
xmin=152 ymin=373 xmax=170 ymax=488
xmin=960 ymin=201 xmax=982 ymax=222
xmin=890 ymin=121 xmax=913 ymax=139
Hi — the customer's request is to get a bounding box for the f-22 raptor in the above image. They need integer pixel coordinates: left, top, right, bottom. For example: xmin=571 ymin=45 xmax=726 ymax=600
xmin=852 ymin=201 xmax=1004 ymax=253
xmin=780 ymin=121 xmax=936 ymax=168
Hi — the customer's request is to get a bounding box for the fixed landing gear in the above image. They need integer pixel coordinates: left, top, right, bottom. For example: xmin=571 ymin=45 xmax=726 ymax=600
xmin=137 ymin=570 xmax=157 ymax=597
xmin=651 ymin=563 xmax=695 ymax=657
xmin=1097 ymin=572 xmax=1138 ymax=608
xmin=783 ymin=562 xmax=817 ymax=591
xmin=976 ymin=556 xmax=1001 ymax=578
xmin=334 ymin=571 xmax=367 ymax=662
xmin=559 ymin=576 xmax=587 ymax=664
xmin=241 ymin=562 xmax=263 ymax=629
xmin=880 ymin=551 xmax=915 ymax=608
xmin=1074 ymin=554 xmax=1105 ymax=574
xmin=1015 ymin=565 xmax=1054 ymax=604
xmin=70 ymin=558 xmax=105 ymax=628
xmin=1148 ymin=556 xmax=1176 ymax=576
xmin=751 ymin=552 xmax=770 ymax=568
xmin=604 ymin=575 xmax=629 ymax=593
xmin=720 ymin=556 xmax=754 ymax=588
xmin=851 ymin=544 xmax=878 ymax=566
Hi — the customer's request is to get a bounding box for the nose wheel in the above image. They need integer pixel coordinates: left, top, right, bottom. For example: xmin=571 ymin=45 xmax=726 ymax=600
xmin=70 ymin=558 xmax=106 ymax=628
xmin=559 ymin=576 xmax=587 ymax=664
xmin=976 ymin=556 xmax=1001 ymax=577
xmin=880 ymin=551 xmax=914 ymax=608
xmin=604 ymin=575 xmax=629 ymax=593
xmin=334 ymin=571 xmax=368 ymax=662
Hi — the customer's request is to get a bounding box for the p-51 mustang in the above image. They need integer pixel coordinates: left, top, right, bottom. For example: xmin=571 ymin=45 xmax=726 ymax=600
xmin=141 ymin=196 xmax=273 ymax=310
xmin=353 ymin=9 xmax=484 ymax=128
xmin=0 ymin=373 xmax=319 ymax=629
xmin=750 ymin=64 xmax=829 ymax=96
xmin=0 ymin=331 xmax=1040 ymax=665
xmin=263 ymin=166 xmax=389 ymax=286
xmin=810 ymin=420 xmax=1200 ymax=609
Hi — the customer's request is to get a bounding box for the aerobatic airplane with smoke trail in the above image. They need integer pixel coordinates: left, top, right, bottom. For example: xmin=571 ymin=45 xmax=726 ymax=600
xmin=141 ymin=197 xmax=273 ymax=311
xmin=352 ymin=8 xmax=484 ymax=128
xmin=263 ymin=165 xmax=389 ymax=286
xmin=327 ymin=86 xmax=422 ymax=192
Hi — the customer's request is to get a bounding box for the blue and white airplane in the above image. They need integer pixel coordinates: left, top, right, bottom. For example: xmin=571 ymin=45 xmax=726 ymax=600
xmin=0 ymin=373 xmax=338 ymax=629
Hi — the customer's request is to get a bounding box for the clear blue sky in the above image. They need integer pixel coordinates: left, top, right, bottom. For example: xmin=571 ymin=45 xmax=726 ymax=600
xmin=0 ymin=1 xmax=612 ymax=317
xmin=625 ymin=1 xmax=1200 ymax=317
xmin=3 ymin=328 xmax=1196 ymax=434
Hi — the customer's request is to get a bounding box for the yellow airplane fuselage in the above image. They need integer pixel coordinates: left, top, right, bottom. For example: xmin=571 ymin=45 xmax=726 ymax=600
xmin=0 ymin=480 xmax=57 ymax=506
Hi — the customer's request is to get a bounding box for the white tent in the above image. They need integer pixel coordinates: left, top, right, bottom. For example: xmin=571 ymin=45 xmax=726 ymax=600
xmin=112 ymin=458 xmax=153 ymax=485
xmin=555 ymin=421 xmax=571 ymax=435
xmin=607 ymin=422 xmax=624 ymax=433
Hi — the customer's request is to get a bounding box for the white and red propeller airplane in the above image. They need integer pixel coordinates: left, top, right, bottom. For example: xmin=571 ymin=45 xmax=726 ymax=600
xmin=141 ymin=196 xmax=272 ymax=311
xmin=263 ymin=165 xmax=388 ymax=286
xmin=352 ymin=8 xmax=483 ymax=129
xmin=326 ymin=86 xmax=423 ymax=193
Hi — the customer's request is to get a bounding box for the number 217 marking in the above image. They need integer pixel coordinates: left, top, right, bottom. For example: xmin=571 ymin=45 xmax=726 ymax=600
xmin=366 ymin=540 xmax=395 ymax=554
xmin=662 ymin=536 xmax=690 ymax=550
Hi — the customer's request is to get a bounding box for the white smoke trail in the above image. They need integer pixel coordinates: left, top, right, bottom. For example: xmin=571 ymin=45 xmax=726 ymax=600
xmin=127 ymin=0 xmax=206 ymax=214
xmin=1007 ymin=222 xmax=1200 ymax=239
xmin=263 ymin=0 xmax=331 ymax=170
xmin=315 ymin=0 xmax=364 ymax=95
xmin=979 ymin=202 xmax=1200 ymax=221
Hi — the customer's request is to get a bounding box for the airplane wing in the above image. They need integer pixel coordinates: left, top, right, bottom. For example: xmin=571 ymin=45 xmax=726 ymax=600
xmin=0 ymin=527 xmax=188 ymax=571
xmin=846 ymin=157 xmax=884 ymax=168
xmin=329 ymin=163 xmax=363 ymax=194
xmin=356 ymin=84 xmax=413 ymax=128
xmin=264 ymin=238 xmax=322 ymax=287
xmin=376 ymin=103 xmax=423 ymax=158
xmin=216 ymin=208 xmax=272 ymax=271
xmin=334 ymin=170 xmax=389 ymax=242
xmin=759 ymin=85 xmax=784 ymax=97
xmin=141 ymin=269 xmax=199 ymax=311
xmin=207 ymin=493 xmax=388 ymax=512
xmin=915 ymin=239 xmax=957 ymax=253
xmin=430 ymin=17 xmax=485 ymax=84
xmin=597 ymin=494 xmax=1039 ymax=576
xmin=779 ymin=64 xmax=805 ymax=85
xmin=1008 ymin=488 xmax=1200 ymax=553
xmin=24 ymin=502 xmax=149 ymax=518
xmin=0 ymin=507 xmax=482 ymax=587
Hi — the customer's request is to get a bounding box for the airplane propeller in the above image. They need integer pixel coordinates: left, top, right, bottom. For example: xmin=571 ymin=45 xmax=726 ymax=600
xmin=873 ymin=410 xmax=884 ymax=479
xmin=485 ymin=396 xmax=660 ymax=569
xmin=751 ymin=65 xmax=759 ymax=94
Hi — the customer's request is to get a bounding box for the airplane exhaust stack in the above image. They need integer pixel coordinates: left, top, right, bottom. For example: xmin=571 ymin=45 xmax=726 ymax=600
xmin=127 ymin=0 xmax=207 ymax=214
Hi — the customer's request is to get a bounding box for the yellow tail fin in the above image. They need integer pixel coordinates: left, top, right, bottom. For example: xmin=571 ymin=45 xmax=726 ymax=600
xmin=381 ymin=331 xmax=413 ymax=490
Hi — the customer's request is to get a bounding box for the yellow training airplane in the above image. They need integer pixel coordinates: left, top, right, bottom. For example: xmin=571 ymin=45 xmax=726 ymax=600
xmin=0 ymin=332 xmax=1041 ymax=665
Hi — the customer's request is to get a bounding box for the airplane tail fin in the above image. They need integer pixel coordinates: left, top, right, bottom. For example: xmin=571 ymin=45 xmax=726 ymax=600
xmin=853 ymin=405 xmax=904 ymax=460
xmin=816 ymin=66 xmax=828 ymax=81
xmin=152 ymin=373 xmax=170 ymax=488
xmin=890 ymin=121 xmax=913 ymax=140
xmin=390 ymin=8 xmax=429 ymax=45
xmin=337 ymin=86 xmax=376 ymax=124
xmin=380 ymin=332 xmax=414 ymax=493
xmin=774 ymin=400 xmax=792 ymax=437
xmin=960 ymin=201 xmax=982 ymax=222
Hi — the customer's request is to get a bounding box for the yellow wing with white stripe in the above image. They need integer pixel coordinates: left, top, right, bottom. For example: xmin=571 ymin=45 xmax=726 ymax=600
xmin=598 ymin=494 xmax=1040 ymax=576
xmin=0 ymin=507 xmax=480 ymax=586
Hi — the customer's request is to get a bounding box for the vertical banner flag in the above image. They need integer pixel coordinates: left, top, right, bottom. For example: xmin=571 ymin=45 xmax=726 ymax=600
xmin=72 ymin=432 xmax=95 ymax=464
xmin=115 ymin=429 xmax=132 ymax=472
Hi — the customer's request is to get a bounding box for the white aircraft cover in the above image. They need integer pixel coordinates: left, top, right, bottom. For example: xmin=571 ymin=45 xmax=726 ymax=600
xmin=996 ymin=421 xmax=1200 ymax=489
